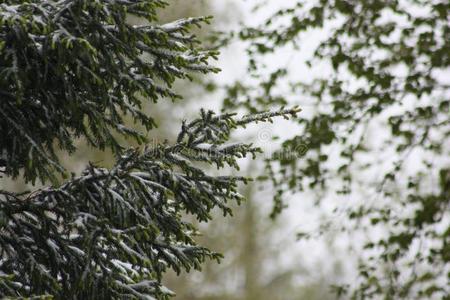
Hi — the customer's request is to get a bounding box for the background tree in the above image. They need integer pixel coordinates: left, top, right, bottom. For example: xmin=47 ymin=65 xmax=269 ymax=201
xmin=0 ymin=1 xmax=300 ymax=298
xmin=218 ymin=0 xmax=450 ymax=298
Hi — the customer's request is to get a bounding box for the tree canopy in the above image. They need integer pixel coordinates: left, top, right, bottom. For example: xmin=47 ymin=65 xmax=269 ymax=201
xmin=0 ymin=1 xmax=300 ymax=298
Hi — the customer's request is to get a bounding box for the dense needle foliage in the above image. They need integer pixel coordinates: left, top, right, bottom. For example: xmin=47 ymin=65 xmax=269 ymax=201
xmin=0 ymin=1 xmax=300 ymax=298
xmin=0 ymin=0 xmax=218 ymax=183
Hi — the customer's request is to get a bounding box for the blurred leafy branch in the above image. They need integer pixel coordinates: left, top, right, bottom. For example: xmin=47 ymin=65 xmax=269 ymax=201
xmin=211 ymin=0 xmax=450 ymax=299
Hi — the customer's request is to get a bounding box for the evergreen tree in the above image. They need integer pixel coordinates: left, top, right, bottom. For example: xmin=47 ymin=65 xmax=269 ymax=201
xmin=0 ymin=1 xmax=300 ymax=298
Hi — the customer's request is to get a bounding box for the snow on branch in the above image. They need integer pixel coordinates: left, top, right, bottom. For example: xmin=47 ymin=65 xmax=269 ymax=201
xmin=0 ymin=107 xmax=300 ymax=299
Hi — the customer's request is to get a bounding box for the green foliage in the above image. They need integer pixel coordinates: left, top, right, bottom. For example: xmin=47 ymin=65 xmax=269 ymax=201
xmin=219 ymin=0 xmax=450 ymax=298
xmin=0 ymin=1 xmax=301 ymax=298
xmin=0 ymin=0 xmax=218 ymax=183
xmin=0 ymin=108 xmax=299 ymax=299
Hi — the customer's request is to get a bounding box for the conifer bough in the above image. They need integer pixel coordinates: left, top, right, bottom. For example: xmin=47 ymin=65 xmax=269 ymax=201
xmin=0 ymin=0 xmax=218 ymax=183
xmin=0 ymin=1 xmax=300 ymax=298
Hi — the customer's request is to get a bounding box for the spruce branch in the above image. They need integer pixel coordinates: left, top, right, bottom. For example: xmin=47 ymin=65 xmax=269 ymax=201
xmin=0 ymin=106 xmax=300 ymax=299
xmin=0 ymin=1 xmax=219 ymax=183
